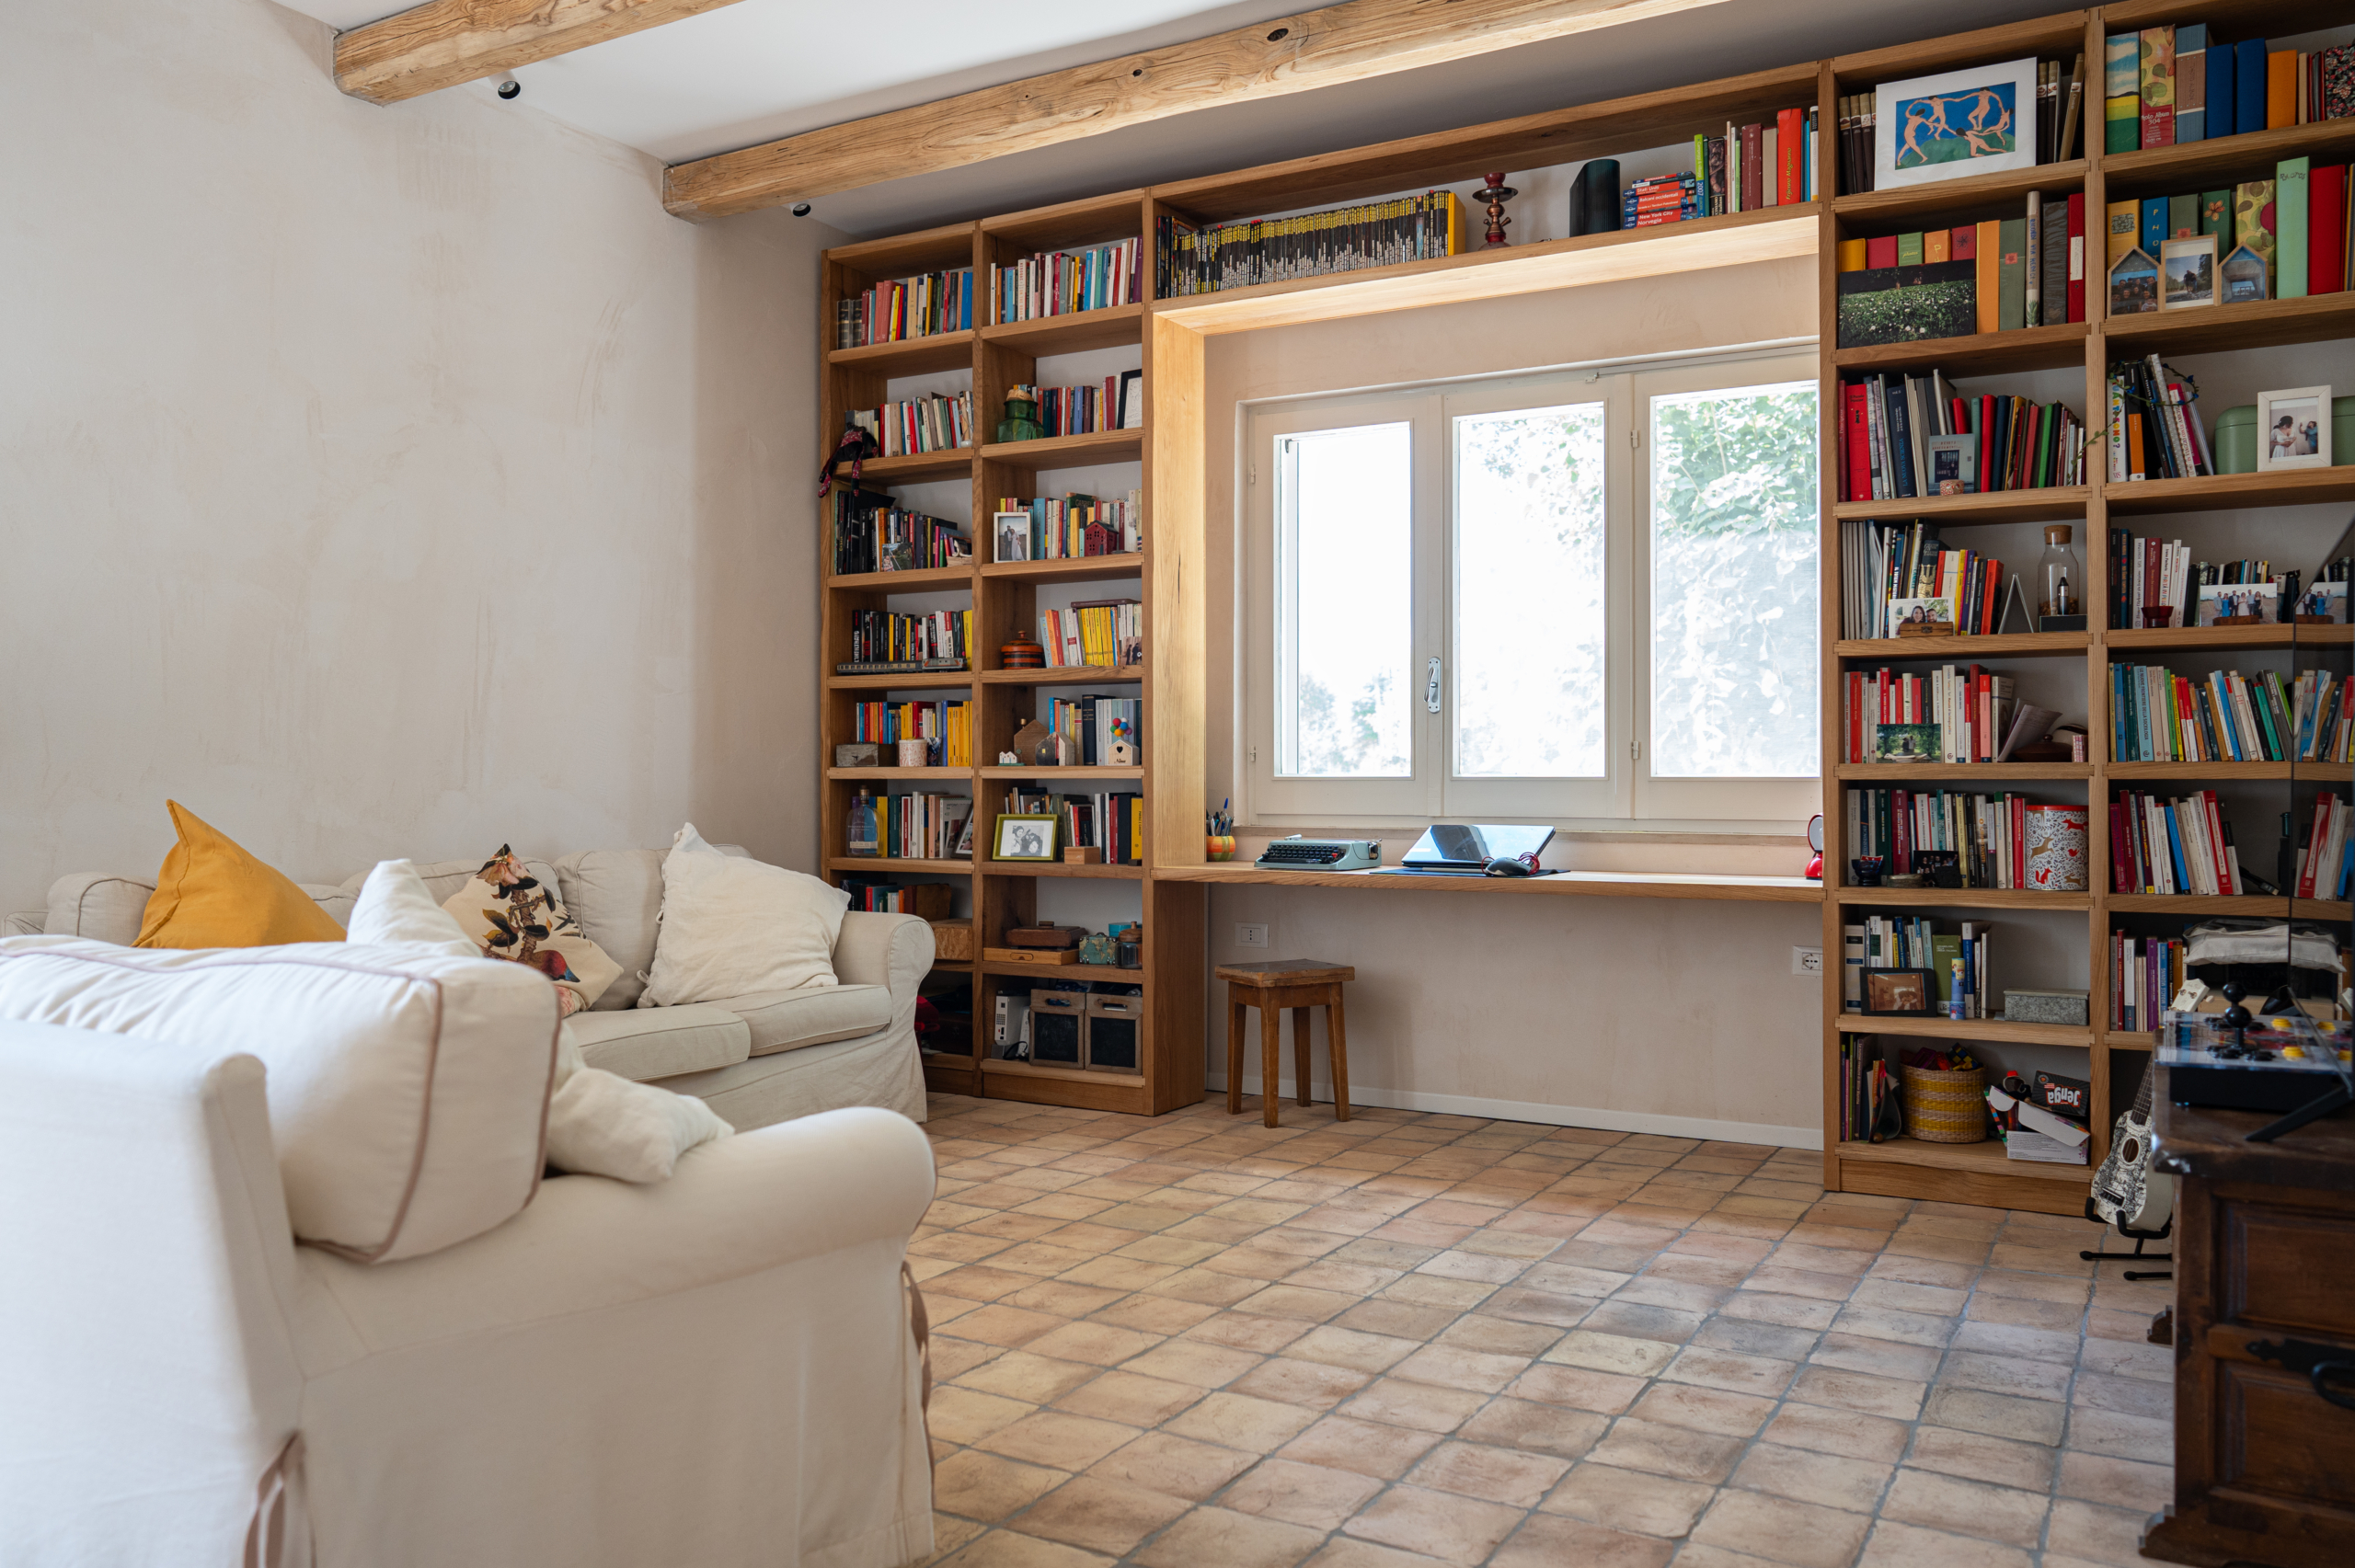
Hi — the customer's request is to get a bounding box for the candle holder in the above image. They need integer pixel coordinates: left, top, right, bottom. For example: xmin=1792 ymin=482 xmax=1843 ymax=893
xmin=1476 ymin=172 xmax=1517 ymax=247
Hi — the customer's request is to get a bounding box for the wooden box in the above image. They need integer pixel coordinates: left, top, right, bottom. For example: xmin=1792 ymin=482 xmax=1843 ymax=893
xmin=929 ymin=918 xmax=973 ymax=961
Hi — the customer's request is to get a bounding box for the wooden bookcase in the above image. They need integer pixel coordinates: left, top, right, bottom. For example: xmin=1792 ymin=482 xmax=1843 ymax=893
xmin=816 ymin=1 xmax=2350 ymax=1141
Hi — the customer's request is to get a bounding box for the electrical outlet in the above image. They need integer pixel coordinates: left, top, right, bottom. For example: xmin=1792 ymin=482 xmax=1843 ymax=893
xmin=1792 ymin=946 xmax=1823 ymax=976
xmin=1235 ymin=923 xmax=1269 ymax=948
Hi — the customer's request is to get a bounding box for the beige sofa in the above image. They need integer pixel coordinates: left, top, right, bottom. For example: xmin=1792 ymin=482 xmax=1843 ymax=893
xmin=19 ymin=847 xmax=933 ymax=1129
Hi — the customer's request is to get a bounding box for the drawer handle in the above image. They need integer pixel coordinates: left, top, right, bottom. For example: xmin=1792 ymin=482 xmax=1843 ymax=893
xmin=2315 ymin=1360 xmax=2355 ymax=1413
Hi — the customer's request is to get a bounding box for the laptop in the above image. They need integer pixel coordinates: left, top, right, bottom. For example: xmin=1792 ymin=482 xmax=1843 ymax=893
xmin=1380 ymin=823 xmax=1557 ymax=876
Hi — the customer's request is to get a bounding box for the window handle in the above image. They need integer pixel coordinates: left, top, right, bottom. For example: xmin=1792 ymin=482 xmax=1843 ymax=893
xmin=1425 ymin=657 xmax=1442 ymax=714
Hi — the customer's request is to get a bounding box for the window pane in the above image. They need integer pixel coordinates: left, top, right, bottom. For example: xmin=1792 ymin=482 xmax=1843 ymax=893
xmin=1648 ymin=381 xmax=1820 ymax=779
xmin=1276 ymin=423 xmax=1412 ymax=777
xmin=1453 ymin=403 xmax=1608 ymax=777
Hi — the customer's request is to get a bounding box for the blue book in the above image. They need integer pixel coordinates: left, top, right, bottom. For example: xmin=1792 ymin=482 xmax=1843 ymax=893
xmin=1882 ymin=379 xmax=1916 ymax=498
xmin=2140 ymin=196 xmax=2168 ymax=258
xmin=2207 ymin=43 xmax=2235 ymax=141
xmin=2235 ymin=40 xmax=2268 ymax=136
xmin=2164 ymin=803 xmax=2191 ymax=893
xmin=2177 ymin=26 xmax=2208 ymax=141
xmin=2114 ymin=667 xmax=2131 ymax=761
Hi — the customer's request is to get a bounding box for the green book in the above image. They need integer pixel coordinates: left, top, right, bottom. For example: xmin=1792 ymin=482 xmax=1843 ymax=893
xmin=2105 ymin=35 xmax=2141 ymax=152
xmin=1931 ymin=934 xmax=1963 ymax=1001
xmin=1998 ymin=217 xmax=2028 ymax=329
xmin=2200 ymin=189 xmax=2230 ymax=235
xmin=1897 ymin=231 xmax=1924 ymax=266
xmin=2277 ymin=157 xmax=2309 ymax=298
xmin=2168 ymin=192 xmax=2198 ymax=238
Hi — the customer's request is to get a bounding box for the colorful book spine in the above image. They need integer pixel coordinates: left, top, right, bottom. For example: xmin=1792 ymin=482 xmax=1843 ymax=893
xmin=2206 ymin=40 xmax=2236 ymax=138
xmin=2277 ymin=157 xmax=2309 ymax=297
xmin=2234 ymin=40 xmax=2268 ymax=137
xmin=2139 ymin=28 xmax=2176 ymax=148
xmin=2177 ymin=25 xmax=2208 ymax=141
xmin=2236 ymin=179 xmax=2278 ymax=291
xmin=2106 ymin=34 xmax=2141 ymax=152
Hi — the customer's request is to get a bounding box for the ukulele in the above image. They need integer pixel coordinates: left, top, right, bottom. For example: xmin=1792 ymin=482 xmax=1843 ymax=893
xmin=2089 ymin=1067 xmax=2174 ymax=1233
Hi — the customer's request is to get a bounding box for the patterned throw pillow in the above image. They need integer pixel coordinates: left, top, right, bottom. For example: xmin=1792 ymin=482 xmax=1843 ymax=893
xmin=441 ymin=846 xmax=619 ymax=1016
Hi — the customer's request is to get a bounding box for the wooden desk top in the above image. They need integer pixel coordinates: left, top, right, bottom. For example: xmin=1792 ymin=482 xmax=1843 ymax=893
xmin=2153 ymin=1064 xmax=2355 ymax=1192
xmin=1152 ymin=866 xmax=1822 ymax=903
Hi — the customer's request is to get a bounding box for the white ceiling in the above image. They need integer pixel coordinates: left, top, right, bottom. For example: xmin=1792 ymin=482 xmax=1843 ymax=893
xmin=290 ymin=0 xmax=2066 ymax=235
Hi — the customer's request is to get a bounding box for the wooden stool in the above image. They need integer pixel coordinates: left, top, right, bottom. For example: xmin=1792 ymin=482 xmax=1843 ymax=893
xmin=1215 ymin=960 xmax=1354 ymax=1127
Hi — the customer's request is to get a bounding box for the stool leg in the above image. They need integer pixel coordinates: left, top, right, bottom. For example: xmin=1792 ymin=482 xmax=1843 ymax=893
xmin=1292 ymin=1007 xmax=1313 ymax=1106
xmin=1259 ymin=1001 xmax=1283 ymax=1127
xmin=1327 ymin=989 xmax=1350 ymax=1122
xmin=1226 ymin=991 xmax=1246 ymax=1116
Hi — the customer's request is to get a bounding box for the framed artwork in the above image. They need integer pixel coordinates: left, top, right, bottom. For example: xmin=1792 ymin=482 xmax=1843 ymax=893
xmin=2257 ymin=385 xmax=2333 ymax=471
xmin=993 ymin=511 xmax=1032 ymax=563
xmin=2195 ymin=582 xmax=2279 ymax=626
xmin=992 ymin=814 xmax=1060 ymax=862
xmin=2108 ymin=247 xmax=2159 ymax=315
xmin=1874 ymin=57 xmax=2039 ymax=189
xmin=2220 ymin=244 xmax=2269 ymax=303
xmin=2160 ymin=234 xmax=2217 ymax=309
xmin=1871 ymin=722 xmax=1941 ymax=761
xmin=1925 ymin=433 xmax=1977 ymax=493
xmin=1863 ymin=967 xmax=1937 ymax=1016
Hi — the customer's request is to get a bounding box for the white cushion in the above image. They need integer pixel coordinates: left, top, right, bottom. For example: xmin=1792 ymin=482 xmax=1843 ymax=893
xmin=346 ymin=861 xmax=476 ymax=957
xmin=338 ymin=856 xmax=562 ymax=921
xmin=561 ymin=1004 xmax=751 ymax=1082
xmin=543 ymin=1036 xmax=731 ymax=1184
xmin=44 ymin=873 xmax=350 ymax=944
xmin=640 ymin=825 xmax=848 ymax=1008
xmin=551 ymin=849 xmax=664 ymax=1011
xmin=716 ymin=984 xmax=893 ymax=1057
xmin=0 ymin=935 xmax=558 ymax=1262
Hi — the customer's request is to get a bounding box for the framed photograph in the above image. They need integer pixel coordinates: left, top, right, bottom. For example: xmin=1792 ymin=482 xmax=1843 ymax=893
xmin=2195 ymin=582 xmax=2279 ymax=626
xmin=2291 ymin=579 xmax=2349 ymax=624
xmin=2161 ymin=234 xmax=2218 ymax=310
xmin=992 ymin=813 xmax=1060 ymax=862
xmin=1863 ymin=967 xmax=1938 ymax=1016
xmin=2108 ymin=247 xmax=2159 ymax=316
xmin=1886 ymin=596 xmax=1955 ymax=637
xmin=1874 ymin=57 xmax=2039 ymax=189
xmin=1924 ymin=432 xmax=1977 ymax=493
xmin=2257 ymin=385 xmax=2333 ymax=471
xmin=2220 ymin=244 xmax=2269 ymax=303
xmin=993 ymin=511 xmax=1032 ymax=564
xmin=1871 ymin=722 xmax=1941 ymax=762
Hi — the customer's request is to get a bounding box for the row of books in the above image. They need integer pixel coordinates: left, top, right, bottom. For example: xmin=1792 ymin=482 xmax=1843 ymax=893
xmin=1841 ymin=372 xmax=2086 ymax=502
xmin=1039 ymin=601 xmax=1143 ymax=670
xmin=845 ymin=609 xmax=973 ymax=670
xmin=1846 ymin=789 xmax=2056 ymax=892
xmin=829 ymin=493 xmax=969 ymax=577
xmin=2109 ymin=663 xmax=2346 ymax=763
xmin=1841 ymin=663 xmax=2054 ymax=764
xmin=1011 ymin=380 xmax=1139 ymax=439
xmin=2113 ymin=790 xmax=2246 ymax=896
xmin=1843 ymin=915 xmax=1994 ymax=1014
xmin=835 ymin=268 xmax=974 ymax=349
xmin=992 ymin=491 xmax=1142 ymax=561
xmin=1668 ymin=107 xmax=1819 ymax=223
xmin=990 ymin=240 xmax=1140 ymax=324
xmin=1839 ymin=521 xmax=2028 ymax=642
xmin=1835 ymin=1038 xmax=1892 ymax=1142
xmin=849 ymin=699 xmax=973 ymax=763
xmin=2105 ymin=357 xmax=2211 ymax=482
xmin=2104 ymin=26 xmax=2350 ymax=154
xmin=1153 ymin=191 xmax=1466 ymax=297
xmin=997 ymin=787 xmax=1145 ymax=865
xmin=1623 ymin=174 xmax=1699 ymax=228
xmin=2111 ymin=933 xmax=2186 ymax=1033
xmin=1838 ymin=57 xmax=2078 ymax=196
xmin=849 ymin=392 xmax=972 ymax=457
xmin=2105 ymin=533 xmax=2333 ymax=630
xmin=2295 ymin=795 xmax=2353 ymax=899
xmin=2106 ymin=168 xmax=2350 ymax=301
xmin=844 ymin=791 xmax=971 ymax=861
xmin=838 ymin=879 xmax=953 ymax=917
xmin=1834 ymin=200 xmax=2085 ymax=349
xmin=1043 ymin=694 xmax=1141 ymax=765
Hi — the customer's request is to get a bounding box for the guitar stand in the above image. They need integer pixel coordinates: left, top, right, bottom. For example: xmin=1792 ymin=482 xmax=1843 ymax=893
xmin=2079 ymin=1208 xmax=2173 ymax=1281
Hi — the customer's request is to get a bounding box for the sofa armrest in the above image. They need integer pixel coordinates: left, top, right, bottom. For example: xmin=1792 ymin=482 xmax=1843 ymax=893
xmin=833 ymin=911 xmax=934 ymax=1008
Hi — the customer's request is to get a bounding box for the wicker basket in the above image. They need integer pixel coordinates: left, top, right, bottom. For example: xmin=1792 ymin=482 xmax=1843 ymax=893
xmin=928 ymin=919 xmax=973 ymax=962
xmin=1899 ymin=1062 xmax=1987 ymax=1143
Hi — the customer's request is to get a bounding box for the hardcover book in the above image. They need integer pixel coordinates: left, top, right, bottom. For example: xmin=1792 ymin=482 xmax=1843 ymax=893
xmin=2234 ymin=180 xmax=2277 ymax=289
xmin=2104 ymin=34 xmax=2140 ymax=152
xmin=1997 ymin=218 xmax=2028 ymax=330
xmin=2138 ymin=28 xmax=2175 ymax=148
xmin=2177 ymin=25 xmax=2208 ymax=142
xmin=2205 ymin=40 xmax=2234 ymax=138
xmin=2276 ymin=158 xmax=2308 ymax=299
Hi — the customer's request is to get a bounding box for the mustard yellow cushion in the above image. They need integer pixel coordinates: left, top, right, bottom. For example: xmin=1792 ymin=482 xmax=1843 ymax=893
xmin=134 ymin=801 xmax=346 ymax=948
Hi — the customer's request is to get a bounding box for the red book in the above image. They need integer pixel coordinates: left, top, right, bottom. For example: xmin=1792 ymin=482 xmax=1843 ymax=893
xmin=1777 ymin=107 xmax=1805 ymax=204
xmin=2312 ymin=164 xmax=2347 ymax=295
xmin=1865 ymin=235 xmax=1899 ymax=269
xmin=1844 ymin=383 xmax=1871 ymax=502
xmin=2110 ymin=804 xmax=2132 ymax=892
xmin=1894 ymin=789 xmax=1913 ymax=875
xmin=1951 ymin=225 xmax=1977 ymax=260
xmin=2066 ymin=192 xmax=2086 ymax=321
xmin=1977 ymin=395 xmax=1995 ymax=491
xmin=2011 ymin=798 xmax=2026 ymax=891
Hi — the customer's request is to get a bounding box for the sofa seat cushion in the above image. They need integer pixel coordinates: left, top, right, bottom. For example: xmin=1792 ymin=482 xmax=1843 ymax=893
xmin=561 ymin=1004 xmax=750 ymax=1082
xmin=714 ymin=984 xmax=892 ymax=1057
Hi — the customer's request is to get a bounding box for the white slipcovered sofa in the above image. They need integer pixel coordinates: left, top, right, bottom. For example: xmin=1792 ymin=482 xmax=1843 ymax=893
xmin=0 ymin=944 xmax=937 ymax=1566
xmin=19 ymin=846 xmax=933 ymax=1129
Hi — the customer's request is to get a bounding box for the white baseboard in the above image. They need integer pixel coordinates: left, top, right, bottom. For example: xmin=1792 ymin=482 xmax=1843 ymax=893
xmin=1202 ymin=1073 xmax=1822 ymax=1151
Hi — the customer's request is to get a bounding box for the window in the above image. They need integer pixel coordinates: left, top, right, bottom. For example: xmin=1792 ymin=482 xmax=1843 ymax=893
xmin=1244 ymin=351 xmax=1819 ymax=829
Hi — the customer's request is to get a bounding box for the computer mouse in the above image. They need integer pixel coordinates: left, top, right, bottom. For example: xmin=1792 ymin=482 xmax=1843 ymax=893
xmin=1483 ymin=854 xmax=1535 ymax=877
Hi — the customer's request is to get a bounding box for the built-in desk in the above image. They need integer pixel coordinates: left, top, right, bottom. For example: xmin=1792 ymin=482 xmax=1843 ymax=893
xmin=1151 ymin=866 xmax=1822 ymax=902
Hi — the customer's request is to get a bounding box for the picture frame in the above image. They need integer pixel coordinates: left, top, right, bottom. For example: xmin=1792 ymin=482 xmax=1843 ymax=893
xmin=2291 ymin=579 xmax=2349 ymax=624
xmin=2256 ymin=385 xmax=2333 ymax=471
xmin=1874 ymin=57 xmax=2039 ymax=189
xmin=1871 ymin=722 xmax=1942 ymax=762
xmin=2195 ymin=581 xmax=2279 ymax=626
xmin=2160 ymin=234 xmax=2217 ymax=310
xmin=1885 ymin=596 xmax=1955 ymax=637
xmin=992 ymin=813 xmax=1060 ymax=862
xmin=1924 ymin=432 xmax=1977 ymax=493
xmin=993 ymin=511 xmax=1032 ymax=564
xmin=1862 ymin=967 xmax=1938 ymax=1016
xmin=2108 ymin=246 xmax=2159 ymax=316
xmin=2220 ymin=244 xmax=2269 ymax=303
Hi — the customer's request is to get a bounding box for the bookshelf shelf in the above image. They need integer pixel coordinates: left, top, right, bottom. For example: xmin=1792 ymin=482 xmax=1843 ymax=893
xmin=2102 ymin=293 xmax=2355 ymax=357
xmin=1832 ymin=762 xmax=2092 ymax=781
xmin=2106 ymin=894 xmax=2353 ymax=921
xmin=825 ymin=856 xmax=975 ymax=876
xmin=1834 ymin=632 xmax=2087 ymax=659
xmin=977 ymin=766 xmax=1145 ymax=781
xmin=981 ymin=665 xmax=1147 ymax=686
xmin=1832 ymin=486 xmax=2091 ymax=527
xmin=1833 ymin=887 xmax=2093 ymax=910
xmin=2104 ymin=624 xmax=2355 ymax=653
xmin=826 ymin=330 xmax=975 ymax=373
xmin=981 ymin=429 xmax=1146 ymax=469
xmin=852 ymin=448 xmax=975 ymax=482
xmin=2106 ymin=761 xmax=2349 ymax=782
xmin=1834 ymin=1136 xmax=2093 ymax=1209
xmin=2103 ymin=1030 xmax=2157 ymax=1053
xmin=2103 ymin=468 xmax=2355 ymax=517
xmin=982 ymin=303 xmax=1145 ymax=355
xmin=826 ymin=670 xmax=974 ymax=691
xmin=1832 ymin=160 xmax=2087 ymax=227
xmin=981 ymin=554 xmax=1146 ymax=583
xmin=2098 ymin=118 xmax=2355 ymax=197
xmin=982 ymin=1056 xmax=1146 ymax=1090
xmin=980 ymin=861 xmax=1149 ymax=880
xmin=826 ymin=766 xmax=977 ymax=782
xmin=1837 ymin=1013 xmax=2092 ymax=1048
xmin=1831 ymin=322 xmax=2089 ymax=377
xmin=824 ymin=563 xmax=976 ymax=590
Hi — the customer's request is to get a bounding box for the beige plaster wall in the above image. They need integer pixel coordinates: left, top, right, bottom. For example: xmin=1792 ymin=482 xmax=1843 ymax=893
xmin=1200 ymin=258 xmax=1830 ymax=1144
xmin=0 ymin=1 xmax=843 ymax=910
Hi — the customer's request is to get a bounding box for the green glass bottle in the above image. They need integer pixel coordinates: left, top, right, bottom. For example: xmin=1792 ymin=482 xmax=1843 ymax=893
xmin=995 ymin=396 xmax=1043 ymax=444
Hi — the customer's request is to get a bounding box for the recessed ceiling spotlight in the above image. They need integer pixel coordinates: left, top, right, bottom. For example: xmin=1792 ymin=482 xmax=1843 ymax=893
xmin=791 ymin=202 xmax=813 ymax=216
xmin=493 ymin=74 xmax=521 ymax=100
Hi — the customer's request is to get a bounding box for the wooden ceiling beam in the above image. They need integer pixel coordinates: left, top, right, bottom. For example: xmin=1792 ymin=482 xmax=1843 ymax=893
xmin=661 ymin=0 xmax=1735 ymax=221
xmin=335 ymin=0 xmax=751 ymax=106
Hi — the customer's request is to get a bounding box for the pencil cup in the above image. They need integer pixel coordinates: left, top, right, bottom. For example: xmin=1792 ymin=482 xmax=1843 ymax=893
xmin=1206 ymin=835 xmax=1235 ymax=862
xmin=897 ymin=738 xmax=928 ymax=768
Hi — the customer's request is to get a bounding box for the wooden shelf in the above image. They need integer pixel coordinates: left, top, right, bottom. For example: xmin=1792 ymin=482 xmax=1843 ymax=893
xmin=1835 ymin=632 xmax=2087 ymax=659
xmin=1832 ymin=761 xmax=2090 ymax=781
xmin=852 ymin=448 xmax=975 ymax=483
xmin=826 ymin=670 xmax=973 ymax=691
xmin=1833 ymin=1137 xmax=2088 ymax=1217
xmin=2105 ymin=624 xmax=2355 ymax=653
xmin=980 ymin=429 xmax=1143 ymax=469
xmin=2100 ymin=119 xmax=2355 ymax=199
xmin=982 ymin=664 xmax=1146 ymax=686
xmin=981 ymin=860 xmax=1148 ymax=879
xmin=1837 ymin=1013 xmax=2092 ymax=1048
xmin=1832 ymin=321 xmax=2088 ymax=377
xmin=826 ymin=766 xmax=977 ymax=781
xmin=2107 ymin=894 xmax=2352 ymax=921
xmin=825 ymin=330 xmax=973 ymax=374
xmin=2103 ymin=1031 xmax=2157 ymax=1053
xmin=1833 ymin=486 xmax=2090 ymax=526
xmin=982 ymin=959 xmax=1147 ymax=982
xmin=2103 ymin=467 xmax=2355 ymax=517
xmin=2099 ymin=292 xmax=2355 ymax=357
xmin=825 ymin=856 xmax=974 ymax=876
xmin=982 ymin=1057 xmax=1145 ymax=1088
xmin=824 ymin=221 xmax=977 ymax=277
xmin=823 ymin=562 xmax=975 ymax=590
xmin=1150 ymin=866 xmax=1821 ymax=901
xmin=2108 ymin=761 xmax=2350 ymax=782
xmin=1832 ymin=886 xmax=2091 ymax=910
xmin=981 ymin=553 xmax=1144 ymax=583
xmin=982 ymin=303 xmax=1144 ymax=355
xmin=1833 ymin=160 xmax=2087 ymax=227
xmin=976 ymin=766 xmax=1144 ymax=781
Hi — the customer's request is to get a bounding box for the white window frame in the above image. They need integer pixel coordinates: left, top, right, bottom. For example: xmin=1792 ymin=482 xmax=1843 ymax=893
xmin=1242 ymin=346 xmax=1820 ymax=833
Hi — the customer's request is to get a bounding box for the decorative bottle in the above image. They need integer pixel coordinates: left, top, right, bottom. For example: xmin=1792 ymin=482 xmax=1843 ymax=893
xmin=2036 ymin=524 xmax=2082 ymax=626
xmin=995 ymin=389 xmax=1043 ymax=444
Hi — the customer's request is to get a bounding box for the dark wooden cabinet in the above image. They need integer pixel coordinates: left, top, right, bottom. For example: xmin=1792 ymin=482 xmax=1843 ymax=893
xmin=2142 ymin=1069 xmax=2355 ymax=1568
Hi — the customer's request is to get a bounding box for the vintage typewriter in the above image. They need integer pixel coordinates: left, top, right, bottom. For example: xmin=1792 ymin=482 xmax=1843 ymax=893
xmin=1254 ymin=836 xmax=1383 ymax=871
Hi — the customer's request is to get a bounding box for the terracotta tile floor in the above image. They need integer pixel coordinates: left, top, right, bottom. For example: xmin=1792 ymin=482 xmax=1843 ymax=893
xmin=908 ymin=1093 xmax=2173 ymax=1568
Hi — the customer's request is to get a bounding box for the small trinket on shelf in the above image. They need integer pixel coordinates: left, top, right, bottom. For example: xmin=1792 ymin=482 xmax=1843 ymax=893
xmin=1476 ymin=172 xmax=1517 ymax=246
